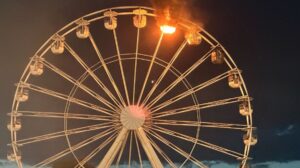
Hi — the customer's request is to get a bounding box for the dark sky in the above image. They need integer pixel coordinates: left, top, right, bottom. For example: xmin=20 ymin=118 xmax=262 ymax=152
xmin=0 ymin=0 xmax=300 ymax=166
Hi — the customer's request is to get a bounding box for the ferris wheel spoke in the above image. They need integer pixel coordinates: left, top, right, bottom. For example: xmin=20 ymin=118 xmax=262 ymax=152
xmin=14 ymin=122 xmax=113 ymax=146
xmin=89 ymin=32 xmax=127 ymax=107
xmin=115 ymin=130 xmax=129 ymax=168
xmin=147 ymin=134 xmax=177 ymax=168
xmin=146 ymin=45 xmax=219 ymax=109
xmin=112 ymin=29 xmax=130 ymax=105
xmin=43 ymin=60 xmax=118 ymax=111
xmin=153 ymin=119 xmax=252 ymax=131
xmin=64 ymin=43 xmax=123 ymax=108
xmin=33 ymin=127 xmax=117 ymax=167
xmin=12 ymin=111 xmax=116 ymax=121
xmin=136 ymin=127 xmax=164 ymax=168
xmin=137 ymin=33 xmax=164 ymax=105
xmin=128 ymin=131 xmax=133 ymax=168
xmin=152 ymin=96 xmax=249 ymax=119
xmin=134 ymin=131 xmax=143 ymax=168
xmin=142 ymin=40 xmax=188 ymax=106
xmin=133 ymin=27 xmax=140 ymax=103
xmin=74 ymin=132 xmax=118 ymax=168
xmin=144 ymin=128 xmax=208 ymax=168
xmin=151 ymin=125 xmax=245 ymax=159
xmin=151 ymin=69 xmax=236 ymax=113
xmin=98 ymin=128 xmax=129 ymax=168
xmin=19 ymin=82 xmax=114 ymax=116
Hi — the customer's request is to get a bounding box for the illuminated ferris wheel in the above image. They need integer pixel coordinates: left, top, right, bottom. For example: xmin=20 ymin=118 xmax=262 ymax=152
xmin=8 ymin=6 xmax=257 ymax=168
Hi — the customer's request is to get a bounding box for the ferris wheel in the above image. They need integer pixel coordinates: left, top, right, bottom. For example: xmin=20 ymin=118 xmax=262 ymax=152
xmin=8 ymin=6 xmax=257 ymax=168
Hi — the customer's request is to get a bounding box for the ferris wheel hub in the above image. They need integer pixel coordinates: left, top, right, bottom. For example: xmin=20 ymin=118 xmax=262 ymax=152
xmin=120 ymin=105 xmax=147 ymax=130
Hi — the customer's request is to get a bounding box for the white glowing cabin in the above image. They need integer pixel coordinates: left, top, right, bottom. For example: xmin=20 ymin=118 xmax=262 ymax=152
xmin=211 ymin=48 xmax=224 ymax=64
xmin=76 ymin=19 xmax=90 ymax=39
xmin=7 ymin=119 xmax=22 ymax=131
xmin=239 ymin=101 xmax=253 ymax=116
xmin=133 ymin=9 xmax=147 ymax=28
xmin=228 ymin=71 xmax=241 ymax=88
xmin=30 ymin=57 xmax=44 ymax=76
xmin=243 ymin=133 xmax=258 ymax=146
xmin=16 ymin=89 xmax=29 ymax=102
xmin=7 ymin=151 xmax=21 ymax=161
xmin=51 ymin=34 xmax=65 ymax=54
xmin=185 ymin=30 xmax=202 ymax=45
xmin=104 ymin=10 xmax=118 ymax=30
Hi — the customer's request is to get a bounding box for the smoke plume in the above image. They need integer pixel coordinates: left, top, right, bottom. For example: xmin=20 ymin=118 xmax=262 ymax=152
xmin=151 ymin=0 xmax=203 ymax=28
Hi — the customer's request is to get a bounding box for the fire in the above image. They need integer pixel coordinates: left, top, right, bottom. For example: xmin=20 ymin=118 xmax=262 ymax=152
xmin=160 ymin=25 xmax=176 ymax=34
xmin=158 ymin=9 xmax=177 ymax=34
xmin=152 ymin=0 xmax=182 ymax=35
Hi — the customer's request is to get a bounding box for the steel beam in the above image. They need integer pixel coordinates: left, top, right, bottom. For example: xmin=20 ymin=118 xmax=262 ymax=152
xmin=97 ymin=128 xmax=128 ymax=168
xmin=136 ymin=127 xmax=163 ymax=168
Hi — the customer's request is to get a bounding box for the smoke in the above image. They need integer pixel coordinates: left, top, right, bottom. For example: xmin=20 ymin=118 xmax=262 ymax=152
xmin=150 ymin=0 xmax=204 ymax=28
xmin=151 ymin=0 xmax=185 ymax=21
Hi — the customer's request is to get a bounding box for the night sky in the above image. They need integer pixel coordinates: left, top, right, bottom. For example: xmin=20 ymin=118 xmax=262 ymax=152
xmin=0 ymin=0 xmax=300 ymax=167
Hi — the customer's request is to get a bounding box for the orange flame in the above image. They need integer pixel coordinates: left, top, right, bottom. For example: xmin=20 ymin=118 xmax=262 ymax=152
xmin=160 ymin=25 xmax=176 ymax=34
